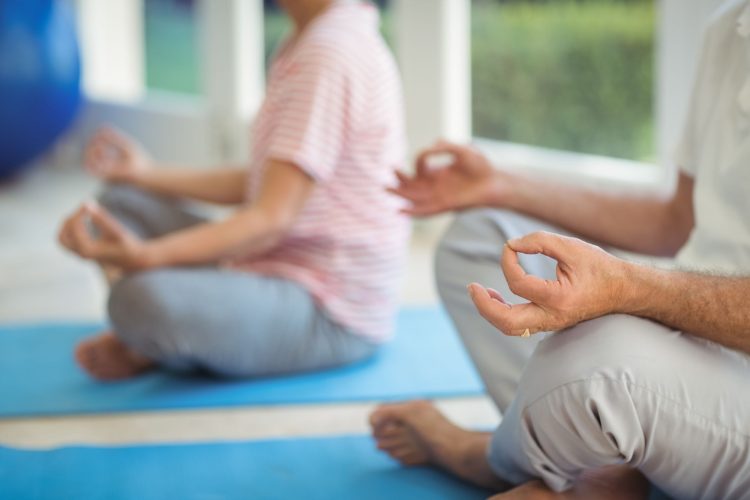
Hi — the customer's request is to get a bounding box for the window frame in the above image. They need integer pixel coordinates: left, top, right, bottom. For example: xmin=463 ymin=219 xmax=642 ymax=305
xmin=70 ymin=0 xmax=265 ymax=166
xmin=68 ymin=0 xmax=720 ymax=192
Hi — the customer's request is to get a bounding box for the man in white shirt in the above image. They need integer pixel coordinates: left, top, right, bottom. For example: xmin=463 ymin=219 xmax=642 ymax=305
xmin=370 ymin=1 xmax=750 ymax=498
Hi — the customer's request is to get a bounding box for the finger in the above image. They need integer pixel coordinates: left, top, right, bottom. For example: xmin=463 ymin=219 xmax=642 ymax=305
xmin=469 ymin=283 xmax=549 ymax=336
xmin=98 ymin=126 xmax=134 ymax=153
xmin=400 ymin=203 xmax=445 ymax=217
xmin=468 ymin=282 xmax=510 ymax=325
xmin=70 ymin=209 xmax=97 ymax=258
xmin=58 ymin=215 xmax=77 ymax=250
xmin=486 ymin=287 xmax=509 ymax=305
xmin=507 ymin=231 xmax=572 ymax=263
xmin=414 ymin=141 xmax=462 ymax=172
xmin=394 ymin=170 xmax=416 ymax=189
xmin=497 ymin=303 xmax=552 ymax=335
xmin=375 ymin=435 xmax=410 ymax=450
xmin=85 ymin=202 xmax=129 ymax=242
xmin=386 ymin=185 xmax=425 ymax=205
xmin=387 ymin=183 xmax=436 ymax=204
xmin=84 ymin=140 xmax=109 ymax=172
xmin=371 ymin=418 xmax=402 ymax=437
xmin=394 ymin=170 xmax=412 ymax=184
xmin=501 ymin=244 xmax=557 ymax=303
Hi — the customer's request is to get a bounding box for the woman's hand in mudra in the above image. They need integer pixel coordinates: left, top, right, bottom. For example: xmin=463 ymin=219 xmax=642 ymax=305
xmin=84 ymin=127 xmax=151 ymax=184
xmin=58 ymin=201 xmax=152 ymax=272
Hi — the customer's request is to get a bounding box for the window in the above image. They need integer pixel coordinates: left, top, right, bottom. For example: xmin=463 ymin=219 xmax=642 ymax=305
xmin=471 ymin=0 xmax=655 ymax=162
xmin=263 ymin=0 xmax=393 ymax=68
xmin=144 ymin=0 xmax=200 ymax=95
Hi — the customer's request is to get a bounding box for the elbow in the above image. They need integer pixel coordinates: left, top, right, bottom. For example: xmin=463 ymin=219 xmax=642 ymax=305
xmin=652 ymin=207 xmax=694 ymax=257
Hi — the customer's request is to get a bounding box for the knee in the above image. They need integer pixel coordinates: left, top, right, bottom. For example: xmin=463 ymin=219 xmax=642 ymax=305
xmin=520 ymin=315 xmax=664 ymax=402
xmin=108 ymin=271 xmax=182 ymax=352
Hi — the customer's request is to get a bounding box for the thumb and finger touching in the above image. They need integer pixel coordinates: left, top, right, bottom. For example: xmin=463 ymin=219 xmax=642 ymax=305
xmin=501 ymin=242 xmax=558 ymax=304
xmin=467 ymin=232 xmax=579 ymax=336
xmin=84 ymin=202 xmax=129 ymax=242
xmin=468 ymin=282 xmax=549 ymax=336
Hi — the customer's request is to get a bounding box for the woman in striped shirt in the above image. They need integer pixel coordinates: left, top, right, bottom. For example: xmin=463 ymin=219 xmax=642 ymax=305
xmin=58 ymin=0 xmax=409 ymax=380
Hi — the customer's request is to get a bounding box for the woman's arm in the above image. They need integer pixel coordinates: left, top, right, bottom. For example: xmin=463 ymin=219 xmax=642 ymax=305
xmin=128 ymin=167 xmax=248 ymax=206
xmin=85 ymin=127 xmax=247 ymax=205
xmin=143 ymin=159 xmax=313 ymax=267
xmin=59 ymin=159 xmax=314 ymax=270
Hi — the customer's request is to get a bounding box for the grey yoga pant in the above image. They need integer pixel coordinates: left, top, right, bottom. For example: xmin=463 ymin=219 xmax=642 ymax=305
xmin=436 ymin=208 xmax=750 ymax=499
xmin=98 ymin=185 xmax=377 ymax=377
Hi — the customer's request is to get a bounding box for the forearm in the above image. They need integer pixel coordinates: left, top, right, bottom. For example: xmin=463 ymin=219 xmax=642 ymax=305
xmin=488 ymin=172 xmax=693 ymax=256
xmin=128 ymin=167 xmax=247 ymax=205
xmin=621 ymin=264 xmax=750 ymax=354
xmin=142 ymin=209 xmax=281 ymax=268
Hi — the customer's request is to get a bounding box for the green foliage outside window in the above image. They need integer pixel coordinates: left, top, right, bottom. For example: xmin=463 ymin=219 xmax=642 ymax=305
xmin=472 ymin=0 xmax=655 ymax=160
xmin=145 ymin=0 xmax=655 ymax=161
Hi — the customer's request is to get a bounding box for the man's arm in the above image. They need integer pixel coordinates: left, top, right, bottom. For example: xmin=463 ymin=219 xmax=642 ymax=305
xmin=496 ymin=171 xmax=695 ymax=257
xmin=623 ymin=267 xmax=750 ymax=354
xmin=392 ymin=141 xmax=695 ymax=257
xmin=467 ymin=231 xmax=750 ymax=355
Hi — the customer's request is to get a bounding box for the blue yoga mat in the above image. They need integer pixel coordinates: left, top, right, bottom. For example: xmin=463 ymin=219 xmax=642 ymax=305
xmin=0 ymin=308 xmax=483 ymax=417
xmin=0 ymin=435 xmax=492 ymax=500
xmin=0 ymin=435 xmax=676 ymax=500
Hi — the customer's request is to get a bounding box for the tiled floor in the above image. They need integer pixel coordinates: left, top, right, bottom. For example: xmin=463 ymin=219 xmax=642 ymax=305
xmin=0 ymin=164 xmax=499 ymax=450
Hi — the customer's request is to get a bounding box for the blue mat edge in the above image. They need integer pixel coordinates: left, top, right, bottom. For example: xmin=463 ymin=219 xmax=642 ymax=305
xmin=0 ymin=308 xmax=487 ymax=418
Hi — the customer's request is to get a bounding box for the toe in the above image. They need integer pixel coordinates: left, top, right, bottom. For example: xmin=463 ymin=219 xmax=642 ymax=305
xmin=373 ymin=421 xmax=404 ymax=439
xmin=371 ymin=401 xmax=432 ymax=430
xmin=376 ymin=437 xmax=409 ymax=452
xmin=390 ymin=446 xmax=427 ymax=466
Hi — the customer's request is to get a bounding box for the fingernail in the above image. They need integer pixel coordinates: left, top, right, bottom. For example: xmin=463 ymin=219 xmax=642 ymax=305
xmin=466 ymin=284 xmax=475 ymax=297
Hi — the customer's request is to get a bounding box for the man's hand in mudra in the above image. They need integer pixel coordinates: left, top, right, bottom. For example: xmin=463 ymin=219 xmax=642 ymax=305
xmin=468 ymin=232 xmax=632 ymax=337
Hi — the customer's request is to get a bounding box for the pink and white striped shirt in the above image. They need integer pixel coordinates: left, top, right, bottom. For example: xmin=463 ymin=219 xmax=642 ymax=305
xmin=233 ymin=2 xmax=409 ymax=343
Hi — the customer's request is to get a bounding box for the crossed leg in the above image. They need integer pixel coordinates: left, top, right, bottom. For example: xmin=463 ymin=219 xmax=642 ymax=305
xmin=371 ymin=400 xmax=647 ymax=499
xmin=373 ymin=209 xmax=750 ymax=499
xmin=373 ymin=313 xmax=750 ymax=499
xmin=75 ymin=185 xmax=211 ymax=380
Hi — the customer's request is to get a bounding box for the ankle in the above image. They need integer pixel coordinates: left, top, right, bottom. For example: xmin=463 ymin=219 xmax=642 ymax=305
xmin=453 ymin=432 xmax=510 ymax=491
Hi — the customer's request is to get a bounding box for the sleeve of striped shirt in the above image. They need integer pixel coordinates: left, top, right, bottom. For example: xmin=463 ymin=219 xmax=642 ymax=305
xmin=266 ymin=46 xmax=349 ymax=182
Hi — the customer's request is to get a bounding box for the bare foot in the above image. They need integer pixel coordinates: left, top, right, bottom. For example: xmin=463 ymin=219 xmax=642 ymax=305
xmin=369 ymin=400 xmax=508 ymax=490
xmin=489 ymin=467 xmax=649 ymax=500
xmin=75 ymin=331 xmax=155 ymax=381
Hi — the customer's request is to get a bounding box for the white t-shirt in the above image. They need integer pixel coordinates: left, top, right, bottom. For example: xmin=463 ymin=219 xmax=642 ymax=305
xmin=675 ymin=0 xmax=750 ymax=274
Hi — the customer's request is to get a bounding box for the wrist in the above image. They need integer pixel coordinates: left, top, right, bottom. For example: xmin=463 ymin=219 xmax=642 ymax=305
xmin=136 ymin=241 xmax=165 ymax=270
xmin=482 ymin=170 xmax=520 ymax=209
xmin=123 ymin=166 xmax=150 ymax=186
xmin=616 ymin=260 xmax=658 ymax=316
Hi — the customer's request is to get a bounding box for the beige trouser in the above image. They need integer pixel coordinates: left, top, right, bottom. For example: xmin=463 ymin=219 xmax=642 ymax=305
xmin=435 ymin=209 xmax=750 ymax=499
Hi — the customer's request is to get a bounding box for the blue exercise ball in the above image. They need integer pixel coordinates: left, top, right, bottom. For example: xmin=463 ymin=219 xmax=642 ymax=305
xmin=0 ymin=0 xmax=82 ymax=179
